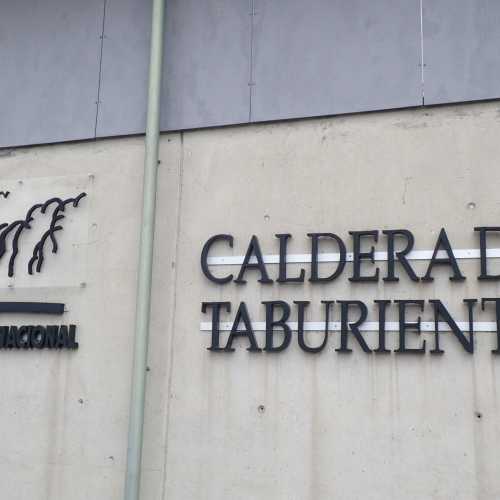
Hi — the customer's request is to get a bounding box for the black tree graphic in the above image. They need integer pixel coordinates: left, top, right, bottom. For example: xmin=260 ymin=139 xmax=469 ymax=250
xmin=0 ymin=192 xmax=87 ymax=277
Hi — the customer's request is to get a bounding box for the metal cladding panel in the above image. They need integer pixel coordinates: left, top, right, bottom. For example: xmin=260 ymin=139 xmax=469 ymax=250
xmin=96 ymin=0 xmax=151 ymax=137
xmin=423 ymin=0 xmax=500 ymax=105
xmin=97 ymin=0 xmax=251 ymax=137
xmin=160 ymin=0 xmax=251 ymax=131
xmin=0 ymin=1 xmax=104 ymax=148
xmin=4 ymin=1 xmax=500 ymax=148
xmin=250 ymin=0 xmax=423 ymax=122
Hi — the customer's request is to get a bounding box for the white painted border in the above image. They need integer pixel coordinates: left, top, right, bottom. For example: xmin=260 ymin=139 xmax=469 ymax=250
xmin=200 ymin=321 xmax=498 ymax=332
xmin=207 ymin=248 xmax=500 ymax=266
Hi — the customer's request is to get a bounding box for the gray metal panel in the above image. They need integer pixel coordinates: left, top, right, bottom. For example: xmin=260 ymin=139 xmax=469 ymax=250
xmin=423 ymin=0 xmax=500 ymax=105
xmin=0 ymin=1 xmax=104 ymax=148
xmin=97 ymin=0 xmax=251 ymax=137
xmin=160 ymin=0 xmax=251 ymax=131
xmin=96 ymin=0 xmax=151 ymax=137
xmin=251 ymin=0 xmax=422 ymax=122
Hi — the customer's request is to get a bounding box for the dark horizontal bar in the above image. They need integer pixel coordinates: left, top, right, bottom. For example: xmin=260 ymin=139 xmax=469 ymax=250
xmin=0 ymin=302 xmax=64 ymax=314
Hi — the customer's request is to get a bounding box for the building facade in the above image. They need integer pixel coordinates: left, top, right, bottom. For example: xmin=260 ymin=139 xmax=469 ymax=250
xmin=1 ymin=2 xmax=500 ymax=500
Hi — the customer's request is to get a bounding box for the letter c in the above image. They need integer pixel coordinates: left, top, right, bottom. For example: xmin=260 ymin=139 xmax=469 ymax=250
xmin=201 ymin=234 xmax=234 ymax=284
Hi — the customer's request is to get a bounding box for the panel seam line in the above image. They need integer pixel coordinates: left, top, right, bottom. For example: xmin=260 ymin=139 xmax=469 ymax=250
xmin=248 ymin=0 xmax=255 ymax=122
xmin=420 ymin=0 xmax=425 ymax=105
xmin=161 ymin=132 xmax=185 ymax=500
xmin=94 ymin=0 xmax=107 ymax=138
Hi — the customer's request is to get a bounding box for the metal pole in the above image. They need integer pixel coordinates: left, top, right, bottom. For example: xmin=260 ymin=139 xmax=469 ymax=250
xmin=124 ymin=0 xmax=165 ymax=498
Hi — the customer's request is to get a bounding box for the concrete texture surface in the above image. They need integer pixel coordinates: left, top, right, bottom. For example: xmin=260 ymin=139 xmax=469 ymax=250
xmin=1 ymin=101 xmax=500 ymax=499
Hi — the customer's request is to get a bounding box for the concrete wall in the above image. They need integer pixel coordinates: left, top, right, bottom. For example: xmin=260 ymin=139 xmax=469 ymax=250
xmin=1 ymin=101 xmax=500 ymax=499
